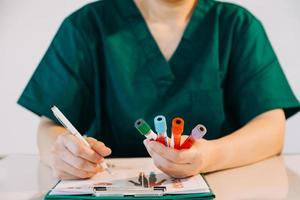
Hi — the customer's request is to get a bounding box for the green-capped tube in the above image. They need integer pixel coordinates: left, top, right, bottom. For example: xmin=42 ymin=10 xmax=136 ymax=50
xmin=134 ymin=119 xmax=157 ymax=140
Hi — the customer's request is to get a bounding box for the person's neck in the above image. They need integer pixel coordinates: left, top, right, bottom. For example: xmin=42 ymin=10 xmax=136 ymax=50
xmin=134 ymin=0 xmax=197 ymax=24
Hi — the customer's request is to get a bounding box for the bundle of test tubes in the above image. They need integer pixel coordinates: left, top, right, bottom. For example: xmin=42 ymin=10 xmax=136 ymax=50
xmin=134 ymin=116 xmax=207 ymax=150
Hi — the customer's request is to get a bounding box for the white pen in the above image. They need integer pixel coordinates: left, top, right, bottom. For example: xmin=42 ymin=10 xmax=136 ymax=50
xmin=51 ymin=105 xmax=111 ymax=174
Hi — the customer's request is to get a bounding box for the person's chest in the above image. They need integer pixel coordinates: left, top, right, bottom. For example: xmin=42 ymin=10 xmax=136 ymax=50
xmin=96 ymin=23 xmax=233 ymax=145
xmin=146 ymin=22 xmax=187 ymax=62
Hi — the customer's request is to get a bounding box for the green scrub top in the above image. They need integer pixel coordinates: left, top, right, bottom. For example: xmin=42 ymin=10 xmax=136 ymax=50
xmin=18 ymin=0 xmax=300 ymax=157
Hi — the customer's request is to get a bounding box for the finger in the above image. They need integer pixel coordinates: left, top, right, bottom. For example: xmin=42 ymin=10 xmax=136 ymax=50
xmin=59 ymin=134 xmax=103 ymax=164
xmin=53 ymin=156 xmax=96 ymax=179
xmin=85 ymin=137 xmax=112 ymax=157
xmin=146 ymin=140 xmax=197 ymax=164
xmin=143 ymin=139 xmax=155 ymax=157
xmin=59 ymin=144 xmax=101 ymax=173
xmin=150 ymin=150 xmax=194 ymax=178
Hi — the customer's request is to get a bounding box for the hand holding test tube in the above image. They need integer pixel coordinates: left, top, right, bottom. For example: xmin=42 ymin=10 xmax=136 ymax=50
xmin=135 ymin=117 xmax=208 ymax=178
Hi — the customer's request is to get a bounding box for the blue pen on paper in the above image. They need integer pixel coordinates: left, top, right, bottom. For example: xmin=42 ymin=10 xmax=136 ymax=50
xmin=154 ymin=115 xmax=168 ymax=146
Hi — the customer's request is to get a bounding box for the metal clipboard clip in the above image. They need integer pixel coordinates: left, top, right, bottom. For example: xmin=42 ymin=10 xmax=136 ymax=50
xmin=93 ymin=186 xmax=166 ymax=197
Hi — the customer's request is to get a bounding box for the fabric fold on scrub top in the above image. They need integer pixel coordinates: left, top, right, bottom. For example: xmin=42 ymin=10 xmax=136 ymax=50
xmin=18 ymin=0 xmax=300 ymax=157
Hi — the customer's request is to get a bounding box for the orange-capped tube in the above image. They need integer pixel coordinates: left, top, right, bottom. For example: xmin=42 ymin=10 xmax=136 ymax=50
xmin=171 ymin=117 xmax=184 ymax=149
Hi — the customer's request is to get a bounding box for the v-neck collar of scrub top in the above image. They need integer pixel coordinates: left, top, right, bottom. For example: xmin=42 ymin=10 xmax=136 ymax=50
xmin=113 ymin=0 xmax=215 ymax=96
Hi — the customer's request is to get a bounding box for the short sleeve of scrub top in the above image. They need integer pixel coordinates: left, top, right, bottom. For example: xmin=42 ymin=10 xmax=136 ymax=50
xmin=18 ymin=17 xmax=96 ymax=134
xmin=18 ymin=0 xmax=300 ymax=157
xmin=224 ymin=15 xmax=300 ymax=125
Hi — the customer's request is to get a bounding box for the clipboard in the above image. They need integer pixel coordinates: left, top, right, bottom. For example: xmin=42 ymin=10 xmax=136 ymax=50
xmin=45 ymin=193 xmax=215 ymax=199
xmin=44 ymin=176 xmax=215 ymax=199
xmin=44 ymin=158 xmax=215 ymax=199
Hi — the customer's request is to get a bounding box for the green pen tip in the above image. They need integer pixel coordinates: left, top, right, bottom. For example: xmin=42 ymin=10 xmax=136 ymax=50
xmin=134 ymin=119 xmax=151 ymax=135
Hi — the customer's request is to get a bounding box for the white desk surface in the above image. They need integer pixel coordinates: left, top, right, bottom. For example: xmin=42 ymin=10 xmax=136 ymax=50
xmin=0 ymin=154 xmax=299 ymax=200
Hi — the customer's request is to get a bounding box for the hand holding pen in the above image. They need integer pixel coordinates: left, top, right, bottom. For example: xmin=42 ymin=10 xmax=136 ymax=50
xmin=50 ymin=106 xmax=112 ymax=180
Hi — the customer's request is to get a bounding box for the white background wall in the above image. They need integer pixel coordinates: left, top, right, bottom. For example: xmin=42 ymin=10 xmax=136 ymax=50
xmin=0 ymin=0 xmax=299 ymax=155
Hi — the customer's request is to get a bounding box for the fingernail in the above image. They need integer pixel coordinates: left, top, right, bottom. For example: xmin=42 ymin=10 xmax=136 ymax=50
xmin=143 ymin=139 xmax=148 ymax=146
xmin=106 ymin=147 xmax=112 ymax=154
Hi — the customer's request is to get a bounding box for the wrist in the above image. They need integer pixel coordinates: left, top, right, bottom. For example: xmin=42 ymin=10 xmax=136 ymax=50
xmin=39 ymin=149 xmax=54 ymax=167
xmin=200 ymin=138 xmax=224 ymax=173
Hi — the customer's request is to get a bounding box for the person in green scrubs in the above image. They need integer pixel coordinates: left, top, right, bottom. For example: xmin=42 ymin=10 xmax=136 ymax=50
xmin=18 ymin=0 xmax=300 ymax=179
